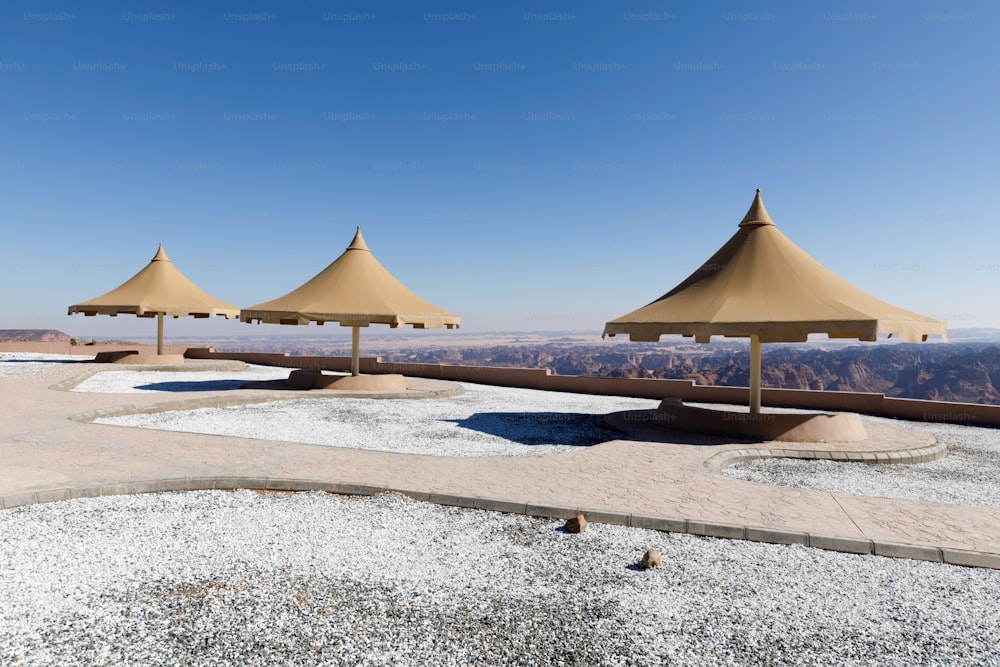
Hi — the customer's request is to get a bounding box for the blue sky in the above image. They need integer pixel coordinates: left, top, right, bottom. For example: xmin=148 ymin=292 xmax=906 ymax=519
xmin=1 ymin=1 xmax=998 ymax=340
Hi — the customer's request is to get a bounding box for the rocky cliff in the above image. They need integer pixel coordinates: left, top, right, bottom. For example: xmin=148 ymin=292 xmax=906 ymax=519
xmin=374 ymin=341 xmax=1000 ymax=405
xmin=0 ymin=329 xmax=71 ymax=343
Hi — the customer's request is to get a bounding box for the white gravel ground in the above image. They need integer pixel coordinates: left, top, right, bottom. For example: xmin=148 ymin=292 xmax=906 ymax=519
xmin=96 ymin=383 xmax=656 ymax=457
xmin=725 ymin=417 xmax=1000 ymax=508
xmin=4 ymin=354 xmax=1000 ymax=664
xmin=71 ymin=364 xmax=293 ymax=393
xmin=2 ymin=490 xmax=999 ymax=667
xmin=0 ymin=352 xmax=84 ymax=379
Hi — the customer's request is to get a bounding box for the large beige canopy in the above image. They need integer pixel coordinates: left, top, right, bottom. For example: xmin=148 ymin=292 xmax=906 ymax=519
xmin=241 ymin=227 xmax=459 ymax=375
xmin=604 ymin=190 xmax=946 ymax=412
xmin=68 ymin=244 xmax=240 ymax=354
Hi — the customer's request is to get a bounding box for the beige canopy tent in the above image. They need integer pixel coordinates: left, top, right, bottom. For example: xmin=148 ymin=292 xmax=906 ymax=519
xmin=68 ymin=244 xmax=240 ymax=355
xmin=241 ymin=227 xmax=459 ymax=376
xmin=604 ymin=189 xmax=946 ymax=414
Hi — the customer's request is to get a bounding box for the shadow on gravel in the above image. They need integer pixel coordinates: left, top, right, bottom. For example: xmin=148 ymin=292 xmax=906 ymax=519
xmin=443 ymin=412 xmax=619 ymax=447
xmin=134 ymin=380 xmax=254 ymax=392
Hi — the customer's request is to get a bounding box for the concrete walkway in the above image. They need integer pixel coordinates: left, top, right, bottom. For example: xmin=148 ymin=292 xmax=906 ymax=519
xmin=3 ymin=360 xmax=1000 ymax=569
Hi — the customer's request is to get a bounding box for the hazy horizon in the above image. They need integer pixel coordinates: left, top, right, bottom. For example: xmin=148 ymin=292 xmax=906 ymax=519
xmin=11 ymin=326 xmax=1000 ymax=346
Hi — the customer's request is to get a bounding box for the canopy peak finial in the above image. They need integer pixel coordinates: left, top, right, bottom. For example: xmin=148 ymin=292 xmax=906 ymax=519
xmin=739 ymin=188 xmax=775 ymax=227
xmin=152 ymin=244 xmax=170 ymax=261
xmin=347 ymin=226 xmax=370 ymax=251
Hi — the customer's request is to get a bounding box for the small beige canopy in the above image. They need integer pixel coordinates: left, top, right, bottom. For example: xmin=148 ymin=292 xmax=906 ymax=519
xmin=604 ymin=190 xmax=946 ymax=412
xmin=68 ymin=244 xmax=240 ymax=354
xmin=241 ymin=227 xmax=459 ymax=375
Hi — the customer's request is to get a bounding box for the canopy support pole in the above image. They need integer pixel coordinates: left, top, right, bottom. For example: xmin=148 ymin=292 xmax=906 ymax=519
xmin=749 ymin=334 xmax=761 ymax=414
xmin=157 ymin=313 xmax=164 ymax=356
xmin=350 ymin=326 xmax=360 ymax=376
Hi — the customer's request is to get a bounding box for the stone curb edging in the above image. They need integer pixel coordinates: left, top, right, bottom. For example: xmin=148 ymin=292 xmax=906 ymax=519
xmin=2 ymin=477 xmax=997 ymax=570
xmin=703 ymin=440 xmax=948 ymax=471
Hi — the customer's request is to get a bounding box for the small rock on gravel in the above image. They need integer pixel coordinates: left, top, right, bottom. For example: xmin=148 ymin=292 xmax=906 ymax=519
xmin=641 ymin=549 xmax=661 ymax=569
xmin=564 ymin=513 xmax=587 ymax=533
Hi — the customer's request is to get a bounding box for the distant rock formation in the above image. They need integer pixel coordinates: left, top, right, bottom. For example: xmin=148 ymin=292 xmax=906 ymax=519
xmin=368 ymin=341 xmax=1000 ymax=405
xmin=0 ymin=330 xmax=144 ymax=346
xmin=207 ymin=335 xmax=1000 ymax=406
xmin=0 ymin=329 xmax=71 ymax=343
